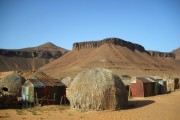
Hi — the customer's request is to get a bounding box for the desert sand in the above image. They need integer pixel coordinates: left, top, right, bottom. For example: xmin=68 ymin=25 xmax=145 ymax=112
xmin=0 ymin=89 xmax=180 ymax=120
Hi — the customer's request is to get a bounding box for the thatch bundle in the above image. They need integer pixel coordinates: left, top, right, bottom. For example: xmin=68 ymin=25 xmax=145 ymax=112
xmin=0 ymin=73 xmax=26 ymax=96
xmin=61 ymin=77 xmax=73 ymax=87
xmin=69 ymin=68 xmax=128 ymax=111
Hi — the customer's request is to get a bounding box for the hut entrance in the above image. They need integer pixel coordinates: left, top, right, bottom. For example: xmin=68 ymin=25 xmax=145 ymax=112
xmin=2 ymin=87 xmax=8 ymax=91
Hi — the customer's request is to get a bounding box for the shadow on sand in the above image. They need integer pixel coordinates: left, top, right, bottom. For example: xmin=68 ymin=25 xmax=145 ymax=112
xmin=127 ymin=100 xmax=155 ymax=109
xmin=0 ymin=116 xmax=10 ymax=119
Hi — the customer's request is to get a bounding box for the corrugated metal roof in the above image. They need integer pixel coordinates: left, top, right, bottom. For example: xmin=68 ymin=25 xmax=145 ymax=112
xmin=146 ymin=77 xmax=156 ymax=82
xmin=39 ymin=79 xmax=52 ymax=86
xmin=25 ymin=78 xmax=65 ymax=87
xmin=22 ymin=80 xmax=31 ymax=86
xmin=136 ymin=77 xmax=152 ymax=83
xmin=150 ymin=76 xmax=163 ymax=80
xmin=29 ymin=79 xmax=45 ymax=87
xmin=122 ymin=79 xmax=133 ymax=86
xmin=52 ymin=79 xmax=65 ymax=86
xmin=130 ymin=79 xmax=137 ymax=83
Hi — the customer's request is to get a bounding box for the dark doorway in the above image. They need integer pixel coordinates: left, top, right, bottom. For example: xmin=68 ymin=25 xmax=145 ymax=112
xmin=2 ymin=87 xmax=8 ymax=91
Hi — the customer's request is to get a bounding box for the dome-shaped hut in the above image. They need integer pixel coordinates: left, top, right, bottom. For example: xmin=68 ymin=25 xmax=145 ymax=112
xmin=69 ymin=68 xmax=128 ymax=111
xmin=0 ymin=73 xmax=26 ymax=96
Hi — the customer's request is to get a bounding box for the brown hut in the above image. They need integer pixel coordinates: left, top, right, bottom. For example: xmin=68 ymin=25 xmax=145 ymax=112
xmin=22 ymin=71 xmax=66 ymax=105
xmin=150 ymin=76 xmax=167 ymax=94
xmin=69 ymin=68 xmax=128 ymax=111
xmin=130 ymin=77 xmax=156 ymax=97
xmin=0 ymin=73 xmax=26 ymax=96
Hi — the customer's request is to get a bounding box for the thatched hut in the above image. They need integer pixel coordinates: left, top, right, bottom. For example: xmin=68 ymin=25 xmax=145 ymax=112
xmin=69 ymin=68 xmax=128 ymax=111
xmin=0 ymin=73 xmax=26 ymax=96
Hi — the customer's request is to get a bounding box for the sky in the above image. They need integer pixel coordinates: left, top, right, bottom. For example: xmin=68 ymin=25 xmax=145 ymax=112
xmin=0 ymin=0 xmax=180 ymax=51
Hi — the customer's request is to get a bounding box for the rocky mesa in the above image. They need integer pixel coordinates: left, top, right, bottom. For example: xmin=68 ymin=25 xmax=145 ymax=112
xmin=73 ymin=38 xmax=175 ymax=58
xmin=41 ymin=38 xmax=179 ymax=79
xmin=172 ymin=47 xmax=180 ymax=60
xmin=73 ymin=38 xmax=146 ymax=52
xmin=148 ymin=50 xmax=175 ymax=58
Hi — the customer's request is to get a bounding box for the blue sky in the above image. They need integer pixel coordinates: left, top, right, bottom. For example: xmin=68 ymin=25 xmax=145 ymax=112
xmin=0 ymin=0 xmax=179 ymax=51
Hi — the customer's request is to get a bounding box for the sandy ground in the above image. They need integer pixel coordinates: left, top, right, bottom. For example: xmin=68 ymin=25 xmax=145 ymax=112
xmin=0 ymin=90 xmax=180 ymax=120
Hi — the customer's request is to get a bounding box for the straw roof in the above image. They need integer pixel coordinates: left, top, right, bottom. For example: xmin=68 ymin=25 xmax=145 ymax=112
xmin=0 ymin=73 xmax=26 ymax=96
xmin=69 ymin=68 xmax=128 ymax=111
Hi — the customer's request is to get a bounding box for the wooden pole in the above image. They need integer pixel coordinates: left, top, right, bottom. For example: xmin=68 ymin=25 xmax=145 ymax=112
xmin=60 ymin=96 xmax=63 ymax=105
xmin=54 ymin=93 xmax=56 ymax=103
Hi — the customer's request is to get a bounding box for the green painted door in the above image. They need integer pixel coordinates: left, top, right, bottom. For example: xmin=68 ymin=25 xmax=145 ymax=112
xmin=25 ymin=87 xmax=29 ymax=101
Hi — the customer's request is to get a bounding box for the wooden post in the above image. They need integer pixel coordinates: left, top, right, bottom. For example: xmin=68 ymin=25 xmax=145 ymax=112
xmin=60 ymin=96 xmax=63 ymax=105
xmin=54 ymin=93 xmax=56 ymax=103
xmin=64 ymin=95 xmax=66 ymax=105
xmin=35 ymin=92 xmax=37 ymax=99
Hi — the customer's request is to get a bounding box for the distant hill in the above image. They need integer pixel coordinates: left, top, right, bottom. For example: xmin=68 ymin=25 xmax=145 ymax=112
xmin=21 ymin=42 xmax=67 ymax=54
xmin=0 ymin=42 xmax=68 ymax=72
xmin=40 ymin=38 xmax=180 ymax=79
xmin=172 ymin=47 xmax=180 ymax=60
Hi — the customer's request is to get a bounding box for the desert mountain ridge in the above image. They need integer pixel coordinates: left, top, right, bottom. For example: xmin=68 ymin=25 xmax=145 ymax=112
xmin=73 ymin=38 xmax=176 ymax=58
xmin=172 ymin=47 xmax=180 ymax=60
xmin=0 ymin=42 xmax=68 ymax=72
xmin=40 ymin=38 xmax=180 ymax=79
